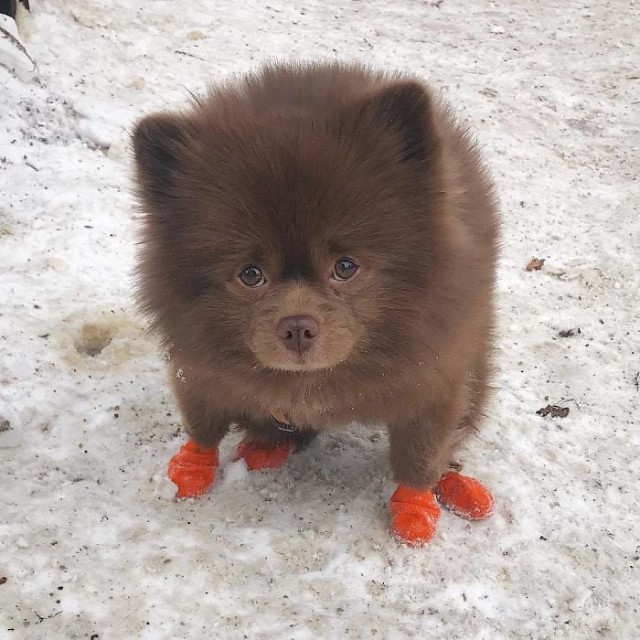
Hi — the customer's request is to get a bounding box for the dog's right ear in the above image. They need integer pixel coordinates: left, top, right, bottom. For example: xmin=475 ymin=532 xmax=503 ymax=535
xmin=132 ymin=113 xmax=189 ymax=190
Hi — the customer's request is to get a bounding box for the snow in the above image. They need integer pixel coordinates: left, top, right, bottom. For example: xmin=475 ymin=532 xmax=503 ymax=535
xmin=1 ymin=0 xmax=639 ymax=637
xmin=0 ymin=15 xmax=36 ymax=82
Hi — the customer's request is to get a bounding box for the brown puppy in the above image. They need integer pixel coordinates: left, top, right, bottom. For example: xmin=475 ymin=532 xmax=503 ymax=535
xmin=133 ymin=62 xmax=499 ymax=543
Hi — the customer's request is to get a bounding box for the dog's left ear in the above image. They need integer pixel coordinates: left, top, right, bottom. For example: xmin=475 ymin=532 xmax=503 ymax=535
xmin=361 ymin=81 xmax=440 ymax=165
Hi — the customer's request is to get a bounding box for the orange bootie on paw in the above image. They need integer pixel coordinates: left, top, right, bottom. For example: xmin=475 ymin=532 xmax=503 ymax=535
xmin=390 ymin=485 xmax=441 ymax=545
xmin=234 ymin=439 xmax=293 ymax=471
xmin=435 ymin=471 xmax=494 ymax=520
xmin=167 ymin=440 xmax=219 ymax=499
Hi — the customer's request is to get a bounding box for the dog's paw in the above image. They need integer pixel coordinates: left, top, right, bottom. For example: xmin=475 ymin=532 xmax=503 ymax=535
xmin=390 ymin=485 xmax=441 ymax=545
xmin=234 ymin=439 xmax=293 ymax=470
xmin=167 ymin=440 xmax=219 ymax=498
xmin=435 ymin=471 xmax=494 ymax=520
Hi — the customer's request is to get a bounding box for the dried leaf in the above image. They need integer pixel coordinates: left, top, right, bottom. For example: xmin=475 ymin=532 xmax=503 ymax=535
xmin=558 ymin=328 xmax=581 ymax=338
xmin=536 ymin=404 xmax=570 ymax=418
xmin=479 ymin=87 xmax=498 ymax=98
xmin=526 ymin=257 xmax=545 ymax=271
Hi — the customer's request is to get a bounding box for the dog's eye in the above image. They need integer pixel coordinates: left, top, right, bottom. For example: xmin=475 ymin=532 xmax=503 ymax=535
xmin=239 ymin=265 xmax=266 ymax=288
xmin=332 ymin=258 xmax=359 ymax=281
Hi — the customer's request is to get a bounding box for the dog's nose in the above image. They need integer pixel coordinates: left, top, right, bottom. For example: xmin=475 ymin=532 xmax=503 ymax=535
xmin=277 ymin=315 xmax=319 ymax=354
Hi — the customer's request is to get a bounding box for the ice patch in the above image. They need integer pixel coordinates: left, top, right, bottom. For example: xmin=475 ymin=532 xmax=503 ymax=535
xmin=153 ymin=473 xmax=177 ymax=501
xmin=72 ymin=97 xmax=137 ymax=150
xmin=221 ymin=459 xmax=249 ymax=486
xmin=569 ymin=587 xmax=592 ymax=611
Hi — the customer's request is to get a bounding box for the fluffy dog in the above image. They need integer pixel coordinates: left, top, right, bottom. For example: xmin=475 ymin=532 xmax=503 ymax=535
xmin=133 ymin=62 xmax=499 ymax=544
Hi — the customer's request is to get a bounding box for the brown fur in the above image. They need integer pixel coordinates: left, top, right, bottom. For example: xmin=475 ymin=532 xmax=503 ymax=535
xmin=133 ymin=62 xmax=499 ymax=490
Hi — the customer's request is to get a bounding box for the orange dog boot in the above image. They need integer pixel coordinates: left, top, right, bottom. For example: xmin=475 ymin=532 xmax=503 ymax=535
xmin=234 ymin=439 xmax=294 ymax=471
xmin=390 ymin=485 xmax=442 ymax=545
xmin=167 ymin=440 xmax=219 ymax=499
xmin=435 ymin=471 xmax=494 ymax=520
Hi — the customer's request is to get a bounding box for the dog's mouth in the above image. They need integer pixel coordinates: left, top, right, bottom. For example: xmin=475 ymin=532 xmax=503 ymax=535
xmin=263 ymin=352 xmax=333 ymax=373
xmin=250 ymin=334 xmax=352 ymax=373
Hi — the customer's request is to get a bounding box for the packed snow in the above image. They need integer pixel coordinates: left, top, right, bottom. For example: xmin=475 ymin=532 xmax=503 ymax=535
xmin=1 ymin=0 xmax=638 ymax=637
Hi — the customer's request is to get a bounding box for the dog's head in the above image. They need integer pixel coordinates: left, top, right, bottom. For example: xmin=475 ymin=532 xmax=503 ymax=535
xmin=134 ymin=72 xmax=446 ymax=377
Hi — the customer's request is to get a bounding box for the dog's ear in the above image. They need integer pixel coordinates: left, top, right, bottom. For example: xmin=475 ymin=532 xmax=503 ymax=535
xmin=361 ymin=81 xmax=439 ymax=164
xmin=132 ymin=113 xmax=190 ymax=190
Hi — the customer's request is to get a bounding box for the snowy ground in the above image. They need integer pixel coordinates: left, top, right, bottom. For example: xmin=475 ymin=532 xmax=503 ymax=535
xmin=1 ymin=0 xmax=639 ymax=637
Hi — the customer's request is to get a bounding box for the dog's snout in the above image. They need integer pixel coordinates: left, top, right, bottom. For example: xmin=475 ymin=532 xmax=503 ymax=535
xmin=277 ymin=315 xmax=319 ymax=354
